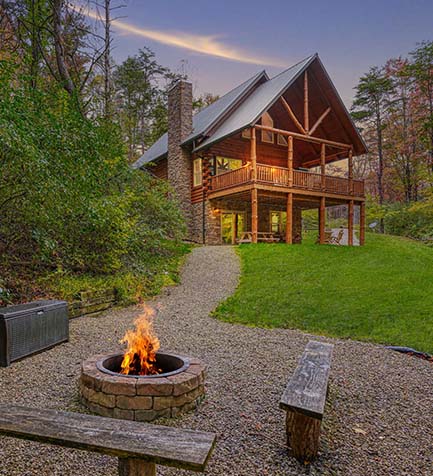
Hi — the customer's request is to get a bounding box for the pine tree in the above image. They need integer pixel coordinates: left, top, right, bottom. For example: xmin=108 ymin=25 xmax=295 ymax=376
xmin=351 ymin=67 xmax=393 ymax=231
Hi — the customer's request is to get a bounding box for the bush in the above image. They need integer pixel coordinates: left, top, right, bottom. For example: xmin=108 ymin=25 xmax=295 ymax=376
xmin=0 ymin=61 xmax=187 ymax=303
xmin=384 ymin=196 xmax=433 ymax=241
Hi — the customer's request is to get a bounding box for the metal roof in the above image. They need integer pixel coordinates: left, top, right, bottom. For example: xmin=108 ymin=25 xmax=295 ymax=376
xmin=194 ymin=54 xmax=316 ymax=152
xmin=132 ymin=53 xmax=367 ymax=168
xmin=132 ymin=70 xmax=267 ymax=169
xmin=132 ymin=133 xmax=168 ymax=169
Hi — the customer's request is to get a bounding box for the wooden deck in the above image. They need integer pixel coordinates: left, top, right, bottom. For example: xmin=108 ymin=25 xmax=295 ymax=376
xmin=209 ymin=164 xmax=364 ymax=199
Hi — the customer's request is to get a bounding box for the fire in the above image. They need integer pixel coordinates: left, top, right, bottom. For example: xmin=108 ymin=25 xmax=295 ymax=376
xmin=119 ymin=306 xmax=161 ymax=376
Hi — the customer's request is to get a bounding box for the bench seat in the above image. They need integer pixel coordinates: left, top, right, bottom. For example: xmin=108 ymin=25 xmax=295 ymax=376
xmin=279 ymin=341 xmax=333 ymax=461
xmin=0 ymin=405 xmax=216 ymax=474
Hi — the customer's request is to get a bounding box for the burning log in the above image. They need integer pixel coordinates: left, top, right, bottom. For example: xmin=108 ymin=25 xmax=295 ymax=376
xmin=120 ymin=306 xmax=161 ymax=376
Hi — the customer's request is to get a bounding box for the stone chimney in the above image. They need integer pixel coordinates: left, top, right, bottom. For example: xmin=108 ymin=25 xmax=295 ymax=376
xmin=167 ymin=80 xmax=193 ymax=230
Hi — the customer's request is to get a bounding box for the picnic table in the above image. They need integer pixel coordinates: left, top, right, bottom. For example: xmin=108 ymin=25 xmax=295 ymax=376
xmin=236 ymin=231 xmax=280 ymax=244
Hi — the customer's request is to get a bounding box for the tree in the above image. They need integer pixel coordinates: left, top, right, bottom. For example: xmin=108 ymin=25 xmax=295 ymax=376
xmin=408 ymin=41 xmax=433 ymax=174
xmin=113 ymin=48 xmax=179 ymax=160
xmin=193 ymin=92 xmax=220 ymax=112
xmin=351 ymin=67 xmax=393 ymax=231
xmin=384 ymin=58 xmax=423 ymax=202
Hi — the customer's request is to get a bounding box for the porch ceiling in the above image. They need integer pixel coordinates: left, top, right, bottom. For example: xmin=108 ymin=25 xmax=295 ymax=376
xmin=208 ymin=190 xmax=350 ymax=210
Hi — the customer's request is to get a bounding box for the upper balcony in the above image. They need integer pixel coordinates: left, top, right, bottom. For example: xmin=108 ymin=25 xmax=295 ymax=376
xmin=208 ymin=163 xmax=364 ymax=199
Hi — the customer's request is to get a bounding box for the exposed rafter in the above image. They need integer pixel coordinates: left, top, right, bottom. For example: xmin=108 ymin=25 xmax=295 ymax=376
xmin=255 ymin=124 xmax=352 ymax=150
xmin=280 ymin=97 xmax=306 ymax=134
xmin=304 ymin=71 xmax=309 ymax=132
xmin=309 ymin=107 xmax=331 ymax=136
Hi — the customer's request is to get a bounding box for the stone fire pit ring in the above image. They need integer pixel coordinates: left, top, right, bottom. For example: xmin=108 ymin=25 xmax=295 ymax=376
xmin=80 ymin=351 xmax=206 ymax=422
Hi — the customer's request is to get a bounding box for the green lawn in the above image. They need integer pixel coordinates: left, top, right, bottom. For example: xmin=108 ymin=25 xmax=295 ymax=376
xmin=214 ymin=234 xmax=433 ymax=353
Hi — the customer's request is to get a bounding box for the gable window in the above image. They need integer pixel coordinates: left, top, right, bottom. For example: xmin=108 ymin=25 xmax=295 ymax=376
xmin=241 ymin=128 xmax=251 ymax=139
xmin=277 ymin=134 xmax=288 ymax=146
xmin=215 ymin=156 xmax=242 ymax=175
xmin=193 ymin=158 xmax=203 ymax=187
xmin=261 ymin=111 xmax=274 ymax=143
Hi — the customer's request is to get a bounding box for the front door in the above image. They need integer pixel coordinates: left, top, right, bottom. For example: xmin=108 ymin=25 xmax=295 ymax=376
xmin=221 ymin=212 xmax=245 ymax=244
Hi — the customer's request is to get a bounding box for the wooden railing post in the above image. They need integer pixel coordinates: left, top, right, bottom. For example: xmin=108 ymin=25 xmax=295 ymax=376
xmin=320 ymin=143 xmax=326 ymax=190
xmin=251 ymin=126 xmax=257 ymax=182
xmin=288 ymin=136 xmax=294 ymax=187
xmin=348 ymin=200 xmax=354 ymax=246
xmin=286 ymin=192 xmax=293 ymax=244
xmin=319 ymin=197 xmax=326 ymax=244
xmin=118 ymin=458 xmax=156 ymax=476
xmin=251 ymin=188 xmax=258 ymax=243
xmin=360 ymin=201 xmax=365 ymax=246
xmin=348 ymin=148 xmax=353 ymax=194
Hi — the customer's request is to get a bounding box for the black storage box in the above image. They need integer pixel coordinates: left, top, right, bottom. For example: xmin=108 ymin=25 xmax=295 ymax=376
xmin=0 ymin=300 xmax=69 ymax=367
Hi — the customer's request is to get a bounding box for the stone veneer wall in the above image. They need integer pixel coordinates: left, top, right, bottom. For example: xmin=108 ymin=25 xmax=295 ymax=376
xmin=167 ymin=80 xmax=193 ymax=236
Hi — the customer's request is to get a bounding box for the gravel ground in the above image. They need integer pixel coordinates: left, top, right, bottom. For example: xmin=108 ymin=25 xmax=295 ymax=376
xmin=0 ymin=245 xmax=432 ymax=476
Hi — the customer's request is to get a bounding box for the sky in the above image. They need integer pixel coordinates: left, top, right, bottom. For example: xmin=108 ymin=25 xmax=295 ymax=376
xmin=81 ymin=0 xmax=433 ymax=107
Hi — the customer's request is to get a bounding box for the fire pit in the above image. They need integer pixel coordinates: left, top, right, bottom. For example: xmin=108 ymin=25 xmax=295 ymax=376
xmin=79 ymin=307 xmax=206 ymax=421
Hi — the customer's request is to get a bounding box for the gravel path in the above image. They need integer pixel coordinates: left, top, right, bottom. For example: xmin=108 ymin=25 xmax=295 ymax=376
xmin=1 ymin=245 xmax=432 ymax=475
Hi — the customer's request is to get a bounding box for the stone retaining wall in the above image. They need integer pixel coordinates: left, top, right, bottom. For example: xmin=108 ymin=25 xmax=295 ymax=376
xmin=68 ymin=289 xmax=116 ymax=319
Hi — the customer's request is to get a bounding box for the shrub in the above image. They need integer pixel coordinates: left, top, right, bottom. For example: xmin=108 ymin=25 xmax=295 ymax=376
xmin=0 ymin=61 xmax=186 ymax=302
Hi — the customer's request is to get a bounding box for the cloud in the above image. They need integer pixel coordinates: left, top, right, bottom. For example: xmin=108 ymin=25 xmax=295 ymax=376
xmin=72 ymin=4 xmax=285 ymax=67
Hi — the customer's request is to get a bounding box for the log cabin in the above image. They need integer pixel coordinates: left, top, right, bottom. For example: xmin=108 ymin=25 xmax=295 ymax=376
xmin=133 ymin=54 xmax=367 ymax=245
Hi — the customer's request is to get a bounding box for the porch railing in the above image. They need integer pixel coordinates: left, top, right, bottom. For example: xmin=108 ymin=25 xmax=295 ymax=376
xmin=209 ymin=163 xmax=365 ymax=197
xmin=210 ymin=165 xmax=251 ymax=191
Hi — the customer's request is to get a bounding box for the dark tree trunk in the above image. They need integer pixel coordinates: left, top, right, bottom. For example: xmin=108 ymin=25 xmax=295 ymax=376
xmin=103 ymin=0 xmax=111 ymax=118
xmin=52 ymin=0 xmax=76 ymax=98
xmin=376 ymin=108 xmax=385 ymax=232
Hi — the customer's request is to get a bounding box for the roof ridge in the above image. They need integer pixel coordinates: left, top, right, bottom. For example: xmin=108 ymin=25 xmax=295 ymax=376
xmin=191 ymin=69 xmax=267 ymax=123
xmin=268 ymin=53 xmax=317 ymax=81
xmin=196 ymin=69 xmax=267 ymax=113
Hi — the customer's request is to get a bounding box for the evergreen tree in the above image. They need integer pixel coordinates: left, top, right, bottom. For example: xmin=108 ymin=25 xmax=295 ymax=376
xmin=352 ymin=67 xmax=393 ymax=231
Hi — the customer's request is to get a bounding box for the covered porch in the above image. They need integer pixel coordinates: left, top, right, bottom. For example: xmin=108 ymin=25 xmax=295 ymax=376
xmin=209 ymin=189 xmax=365 ymax=246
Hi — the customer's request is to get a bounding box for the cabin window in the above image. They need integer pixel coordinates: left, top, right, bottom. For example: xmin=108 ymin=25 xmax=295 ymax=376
xmin=215 ymin=156 xmax=242 ymax=175
xmin=261 ymin=112 xmax=274 ymax=143
xmin=277 ymin=134 xmax=288 ymax=146
xmin=193 ymin=158 xmax=203 ymax=187
xmin=241 ymin=128 xmax=251 ymax=139
xmin=270 ymin=211 xmax=286 ymax=234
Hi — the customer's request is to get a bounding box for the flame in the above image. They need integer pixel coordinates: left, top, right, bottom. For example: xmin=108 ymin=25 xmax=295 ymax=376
xmin=120 ymin=306 xmax=160 ymax=376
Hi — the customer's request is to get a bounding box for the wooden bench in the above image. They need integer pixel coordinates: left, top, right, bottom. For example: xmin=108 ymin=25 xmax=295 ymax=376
xmin=0 ymin=405 xmax=216 ymax=475
xmin=279 ymin=341 xmax=333 ymax=462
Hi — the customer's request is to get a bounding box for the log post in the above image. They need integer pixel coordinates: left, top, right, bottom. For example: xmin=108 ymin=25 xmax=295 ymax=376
xmin=118 ymin=458 xmax=156 ymax=476
xmin=348 ymin=200 xmax=354 ymax=246
xmin=288 ymin=135 xmax=294 ymax=187
xmin=304 ymin=71 xmax=309 ymax=133
xmin=285 ymin=411 xmax=321 ymax=462
xmin=320 ymin=143 xmax=326 ymax=190
xmin=360 ymin=201 xmax=365 ymax=246
xmin=251 ymin=188 xmax=258 ymax=243
xmin=319 ymin=197 xmax=326 ymax=244
xmin=286 ymin=192 xmax=293 ymax=244
xmin=251 ymin=126 xmax=257 ymax=182
xmin=348 ymin=148 xmax=353 ymax=194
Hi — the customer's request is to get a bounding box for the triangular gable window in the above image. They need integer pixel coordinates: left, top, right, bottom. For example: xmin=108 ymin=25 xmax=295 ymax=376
xmin=261 ymin=112 xmax=274 ymax=143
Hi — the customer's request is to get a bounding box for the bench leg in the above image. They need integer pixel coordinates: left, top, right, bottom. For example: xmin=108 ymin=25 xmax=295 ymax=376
xmin=118 ymin=458 xmax=156 ymax=476
xmin=285 ymin=411 xmax=321 ymax=462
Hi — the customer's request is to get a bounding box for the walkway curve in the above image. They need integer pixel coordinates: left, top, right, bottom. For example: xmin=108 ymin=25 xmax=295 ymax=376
xmin=0 ymin=246 xmax=431 ymax=475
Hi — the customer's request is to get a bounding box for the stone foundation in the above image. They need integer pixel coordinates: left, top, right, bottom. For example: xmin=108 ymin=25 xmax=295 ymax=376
xmin=80 ymin=353 xmax=206 ymax=421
